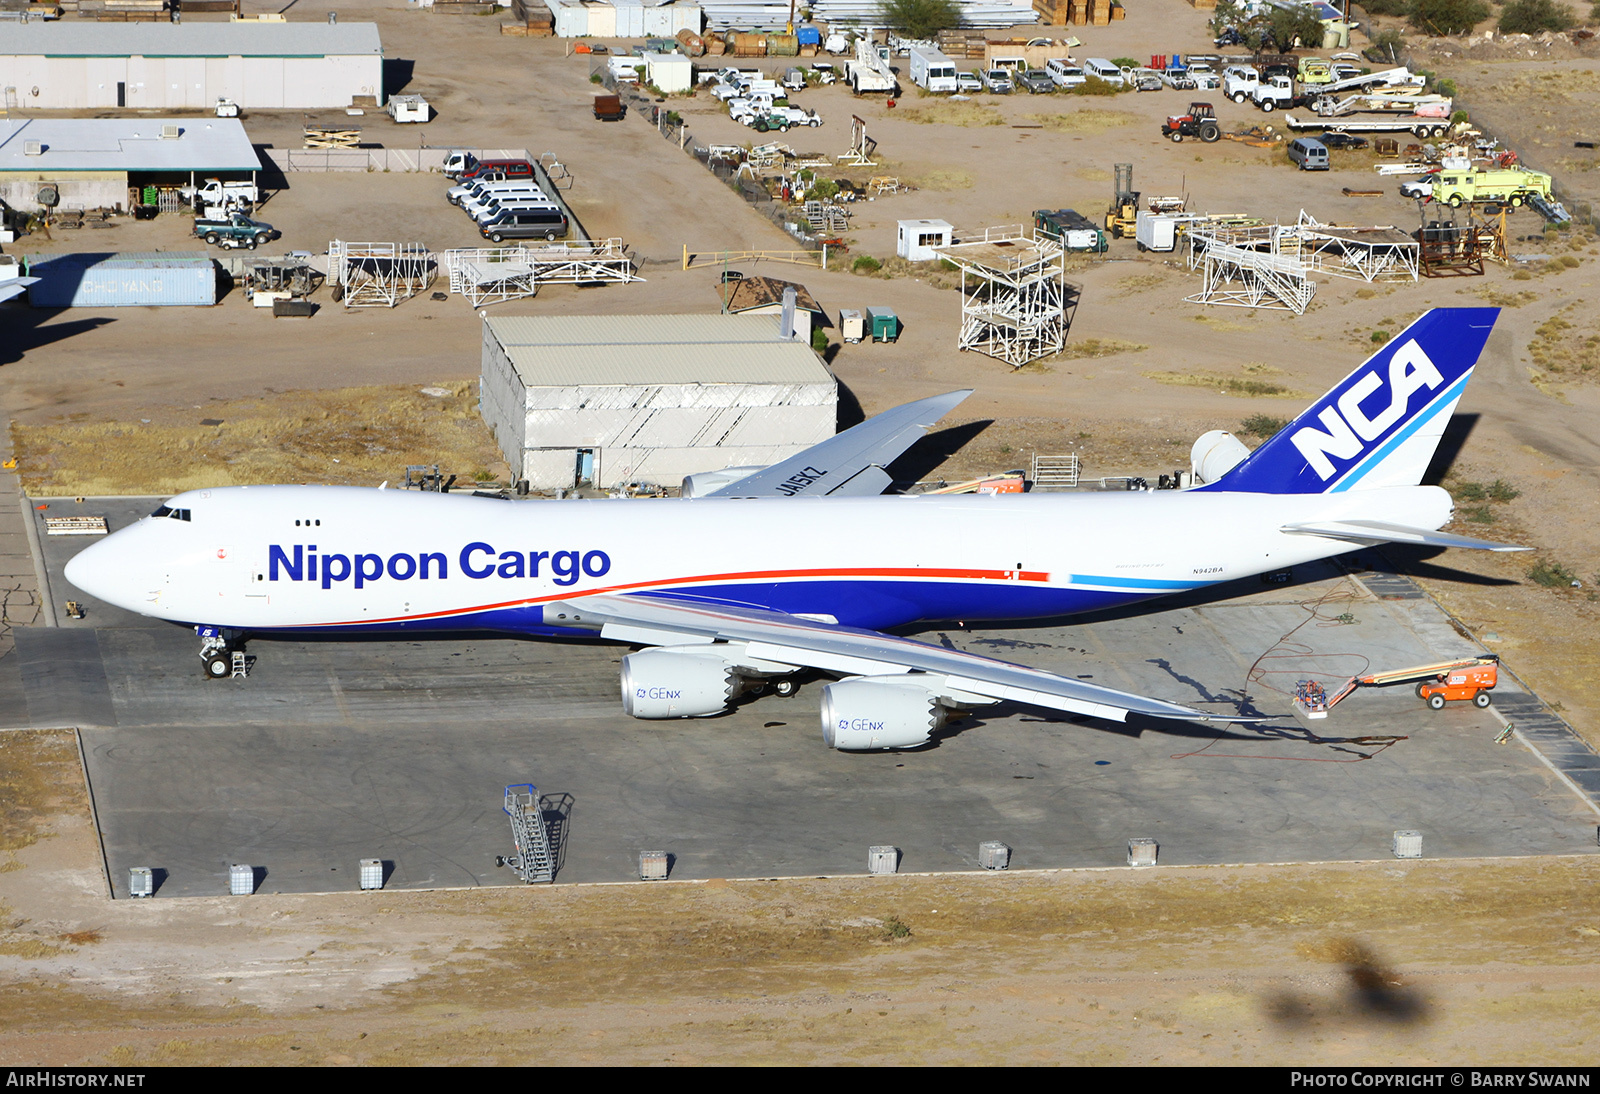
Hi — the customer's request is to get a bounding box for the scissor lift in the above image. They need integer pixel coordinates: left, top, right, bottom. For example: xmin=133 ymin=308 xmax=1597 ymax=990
xmin=1295 ymin=655 xmax=1500 ymax=719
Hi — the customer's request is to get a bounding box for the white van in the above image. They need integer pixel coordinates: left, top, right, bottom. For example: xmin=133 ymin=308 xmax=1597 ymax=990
xmin=1045 ymin=58 xmax=1085 ymax=89
xmin=1082 ymin=58 xmax=1125 ymax=86
xmin=909 ymin=47 xmax=959 ymax=93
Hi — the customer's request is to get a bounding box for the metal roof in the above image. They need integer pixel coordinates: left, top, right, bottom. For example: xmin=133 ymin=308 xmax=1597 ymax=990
xmin=0 ymin=22 xmax=383 ymax=58
xmin=27 ymin=250 xmax=212 ymax=270
xmin=487 ymin=314 xmax=834 ymax=388
xmin=0 ymin=118 xmax=261 ymax=174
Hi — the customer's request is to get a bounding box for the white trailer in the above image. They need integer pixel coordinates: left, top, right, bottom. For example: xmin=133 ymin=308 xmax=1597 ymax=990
xmin=847 ymin=34 xmax=897 ymax=94
xmin=1286 ymin=114 xmax=1454 ymax=139
xmin=1312 ymin=91 xmax=1449 ymax=117
xmin=388 ymin=94 xmax=431 ymax=123
xmin=1135 ymin=212 xmax=1177 ymax=253
xmin=908 ymin=47 xmax=958 ymax=93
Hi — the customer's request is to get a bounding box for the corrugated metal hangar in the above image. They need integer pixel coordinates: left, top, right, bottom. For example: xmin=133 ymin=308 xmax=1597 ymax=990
xmin=0 ymin=23 xmax=384 ymax=110
xmin=480 ymin=314 xmax=838 ymax=492
xmin=0 ymin=117 xmax=260 ymax=213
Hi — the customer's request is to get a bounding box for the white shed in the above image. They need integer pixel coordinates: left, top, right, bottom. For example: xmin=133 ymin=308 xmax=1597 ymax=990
xmin=481 ymin=314 xmax=837 ymax=491
xmin=896 ymin=219 xmax=954 ymax=262
xmin=642 ymin=51 xmax=693 ymax=93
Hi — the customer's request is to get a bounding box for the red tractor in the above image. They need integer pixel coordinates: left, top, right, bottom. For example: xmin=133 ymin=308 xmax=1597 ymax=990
xmin=1162 ymin=102 xmax=1221 ymax=144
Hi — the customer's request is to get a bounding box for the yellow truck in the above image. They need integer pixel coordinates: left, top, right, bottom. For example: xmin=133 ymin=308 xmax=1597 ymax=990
xmin=1433 ymin=165 xmax=1552 ymax=208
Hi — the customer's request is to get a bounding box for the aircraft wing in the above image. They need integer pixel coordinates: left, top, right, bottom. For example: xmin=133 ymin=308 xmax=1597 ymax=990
xmin=0 ymin=277 xmax=38 ymax=305
xmin=564 ymin=592 xmax=1250 ymax=724
xmin=700 ymin=389 xmax=973 ymax=499
xmin=1281 ymin=520 xmax=1531 ymax=552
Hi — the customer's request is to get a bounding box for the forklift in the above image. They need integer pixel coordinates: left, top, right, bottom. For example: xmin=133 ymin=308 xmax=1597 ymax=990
xmin=1105 ymin=163 xmax=1139 ymax=239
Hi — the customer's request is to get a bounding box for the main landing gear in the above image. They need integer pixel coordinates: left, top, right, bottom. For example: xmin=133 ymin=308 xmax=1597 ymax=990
xmin=196 ymin=625 xmax=247 ymax=679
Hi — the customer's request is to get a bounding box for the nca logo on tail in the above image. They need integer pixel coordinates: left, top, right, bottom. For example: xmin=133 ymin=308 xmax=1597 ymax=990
xmin=1291 ymin=339 xmax=1445 ymax=481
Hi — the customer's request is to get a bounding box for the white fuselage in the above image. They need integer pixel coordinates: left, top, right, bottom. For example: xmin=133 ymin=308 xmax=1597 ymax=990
xmin=64 ymin=484 xmax=1454 ymax=636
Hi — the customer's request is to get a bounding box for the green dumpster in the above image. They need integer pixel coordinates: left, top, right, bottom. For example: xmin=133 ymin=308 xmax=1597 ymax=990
xmin=865 ymin=306 xmax=900 ymax=343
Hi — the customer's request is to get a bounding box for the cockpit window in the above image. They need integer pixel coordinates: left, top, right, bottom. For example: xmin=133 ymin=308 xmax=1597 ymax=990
xmin=149 ymin=506 xmax=190 ymax=522
xmin=151 ymin=505 xmax=172 ymax=518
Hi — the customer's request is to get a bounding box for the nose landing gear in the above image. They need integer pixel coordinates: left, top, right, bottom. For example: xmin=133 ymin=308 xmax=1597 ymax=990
xmin=196 ymin=625 xmax=248 ymax=679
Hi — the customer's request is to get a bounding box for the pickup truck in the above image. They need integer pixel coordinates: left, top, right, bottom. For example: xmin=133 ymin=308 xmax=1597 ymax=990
xmin=195 ymin=213 xmax=279 ymax=250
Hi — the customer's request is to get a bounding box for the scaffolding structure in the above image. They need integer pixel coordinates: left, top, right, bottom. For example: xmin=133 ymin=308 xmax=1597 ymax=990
xmin=1185 ymin=241 xmax=1317 ymax=314
xmin=440 ymin=240 xmax=641 ymax=307
xmin=329 ymin=241 xmax=433 ymax=308
xmin=936 ymin=226 xmax=1068 ymax=368
xmin=1186 ymin=212 xmax=1418 ymax=286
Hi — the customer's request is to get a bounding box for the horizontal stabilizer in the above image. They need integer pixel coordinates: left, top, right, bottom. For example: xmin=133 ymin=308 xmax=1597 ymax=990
xmin=1281 ymin=519 xmax=1531 ymax=552
xmin=702 ymin=389 xmax=972 ymax=499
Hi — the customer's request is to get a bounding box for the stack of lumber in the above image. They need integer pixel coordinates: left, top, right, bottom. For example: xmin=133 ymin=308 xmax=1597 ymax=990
xmin=432 ymin=0 xmax=496 ymax=13
xmin=937 ymin=29 xmax=989 ymax=60
xmin=503 ymin=0 xmax=553 ymax=34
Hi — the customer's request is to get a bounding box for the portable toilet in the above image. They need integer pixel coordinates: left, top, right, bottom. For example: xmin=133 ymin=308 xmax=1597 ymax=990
xmin=865 ymin=306 xmax=900 ymax=342
xmin=896 ymin=219 xmax=954 ymax=262
xmin=840 ymin=308 xmax=865 ymax=343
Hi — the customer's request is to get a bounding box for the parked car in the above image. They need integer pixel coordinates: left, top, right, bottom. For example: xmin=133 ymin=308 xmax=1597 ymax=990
xmin=481 ymin=206 xmax=568 ymax=242
xmin=1186 ymin=63 xmax=1220 ymax=90
xmin=980 ymin=68 xmax=1013 ymax=93
xmin=1319 ymin=132 xmax=1369 ymax=150
xmin=195 ymin=212 xmax=278 ymax=250
xmin=1287 ymin=137 xmax=1330 ymax=171
xmin=1016 ymin=69 xmax=1056 ymax=94
xmin=1400 ymin=176 xmax=1435 ymax=200
xmin=1045 ymin=58 xmax=1085 ymax=89
xmin=955 ymin=70 xmax=983 ymax=92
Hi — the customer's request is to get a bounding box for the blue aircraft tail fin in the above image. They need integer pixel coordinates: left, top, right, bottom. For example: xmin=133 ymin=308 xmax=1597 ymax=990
xmin=1205 ymin=308 xmax=1498 ymax=494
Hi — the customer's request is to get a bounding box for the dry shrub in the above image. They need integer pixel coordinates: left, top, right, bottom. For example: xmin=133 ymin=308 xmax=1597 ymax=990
xmin=918 ymin=168 xmax=974 ymax=190
xmin=897 ymin=101 xmax=1005 ymax=127
xmin=1027 ymin=109 xmax=1135 ymax=133
xmin=1055 ymin=338 xmax=1148 ymax=359
xmin=12 ymin=382 xmax=505 ymax=496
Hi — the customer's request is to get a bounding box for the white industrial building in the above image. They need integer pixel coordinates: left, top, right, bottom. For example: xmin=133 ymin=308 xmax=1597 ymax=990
xmin=0 ymin=117 xmax=260 ymax=214
xmin=480 ymin=314 xmax=837 ymax=491
xmin=0 ymin=23 xmax=384 ymax=110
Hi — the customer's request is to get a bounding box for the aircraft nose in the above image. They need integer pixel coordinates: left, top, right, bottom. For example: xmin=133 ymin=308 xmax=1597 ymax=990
xmin=64 ymin=535 xmax=133 ymax=609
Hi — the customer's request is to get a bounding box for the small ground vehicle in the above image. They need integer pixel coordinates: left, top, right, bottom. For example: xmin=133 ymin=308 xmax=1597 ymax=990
xmin=1045 ymin=58 xmax=1085 ymax=89
xmin=1016 ymin=69 xmax=1056 ymax=94
xmin=1318 ymin=131 xmax=1368 ymax=149
xmin=783 ymin=67 xmax=807 ymax=91
xmin=1287 ymin=137 xmax=1330 ymax=170
xmin=388 ymin=94 xmax=430 ymax=123
xmin=458 ymin=159 xmax=533 ymax=184
xmin=1083 ymin=58 xmax=1124 ymax=86
xmin=442 ymin=151 xmax=476 ymax=179
xmin=1400 ymin=175 xmax=1436 ymax=200
xmin=196 ymin=213 xmax=278 ymax=250
xmin=955 ymin=71 xmax=983 ymax=92
xmin=811 ymin=62 xmax=837 ymax=84
xmin=1161 ymin=102 xmax=1220 ymax=143
xmin=1186 ymin=63 xmax=1220 ymax=89
xmin=1033 ymin=208 xmax=1107 ymax=252
xmin=593 ymin=93 xmax=625 ymax=121
xmin=1294 ymin=656 xmax=1501 ymax=718
xmin=471 ymin=194 xmax=557 ymax=224
xmin=214 ymin=97 xmax=240 ymax=118
xmin=1432 ymin=165 xmax=1553 ymax=208
xmin=481 ymin=206 xmax=568 ymax=242
xmin=1127 ymin=68 xmax=1164 ymax=92
xmin=980 ymin=68 xmax=1013 ymax=94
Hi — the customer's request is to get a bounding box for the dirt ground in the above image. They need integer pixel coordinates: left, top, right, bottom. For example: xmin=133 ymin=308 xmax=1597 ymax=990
xmin=2 ymin=730 xmax=1599 ymax=1066
xmin=4 ymin=0 xmax=1600 ymax=1066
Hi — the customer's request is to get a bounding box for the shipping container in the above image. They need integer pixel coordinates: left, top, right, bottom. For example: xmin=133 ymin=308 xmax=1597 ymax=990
xmin=27 ymin=250 xmax=216 ymax=308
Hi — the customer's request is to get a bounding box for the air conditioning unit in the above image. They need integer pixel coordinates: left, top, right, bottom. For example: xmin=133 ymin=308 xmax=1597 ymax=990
xmin=160 ymin=124 xmax=181 ymax=139
xmin=23 ymin=140 xmax=42 ymax=156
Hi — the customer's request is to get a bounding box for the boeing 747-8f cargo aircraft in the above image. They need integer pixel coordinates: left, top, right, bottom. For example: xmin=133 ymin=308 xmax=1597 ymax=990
xmin=66 ymin=308 xmax=1522 ymax=750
